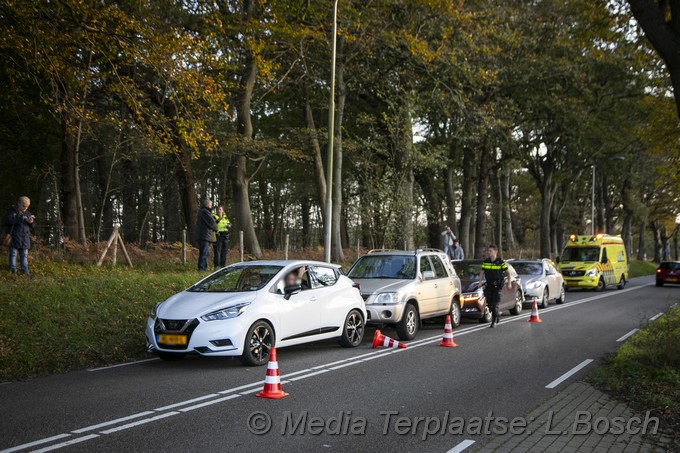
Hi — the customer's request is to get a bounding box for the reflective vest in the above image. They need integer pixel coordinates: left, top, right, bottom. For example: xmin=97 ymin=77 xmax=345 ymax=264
xmin=214 ymin=215 xmax=231 ymax=234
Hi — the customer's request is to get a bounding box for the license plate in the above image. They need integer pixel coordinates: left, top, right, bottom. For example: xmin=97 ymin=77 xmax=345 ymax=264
xmin=667 ymin=278 xmax=678 ymax=283
xmin=566 ymin=281 xmax=578 ymax=286
xmin=159 ymin=334 xmax=187 ymax=345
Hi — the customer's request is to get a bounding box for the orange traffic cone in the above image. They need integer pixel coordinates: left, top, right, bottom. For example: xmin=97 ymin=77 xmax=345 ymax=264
xmin=528 ymin=298 xmax=542 ymax=323
xmin=372 ymin=330 xmax=408 ymax=349
xmin=439 ymin=315 xmax=459 ymax=347
xmin=256 ymin=348 xmax=289 ymax=399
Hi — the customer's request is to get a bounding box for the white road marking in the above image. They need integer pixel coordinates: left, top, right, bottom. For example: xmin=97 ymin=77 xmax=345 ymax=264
xmin=72 ymin=411 xmax=155 ymax=433
xmin=649 ymin=312 xmax=663 ymax=321
xmin=87 ymin=358 xmax=159 ymax=371
xmin=5 ymin=282 xmax=653 ymax=452
xmin=154 ymin=394 xmax=219 ymax=412
xmin=0 ymin=434 xmax=71 ymax=453
xmin=99 ymin=412 xmax=179 ymax=435
xmin=545 ymin=359 xmax=594 ymax=389
xmin=178 ymin=395 xmax=240 ymax=412
xmin=447 ymin=439 xmax=476 ymax=453
xmin=616 ymin=328 xmax=639 ymax=342
xmin=30 ymin=434 xmax=99 ymax=453
xmin=287 ymin=369 xmax=330 ymax=381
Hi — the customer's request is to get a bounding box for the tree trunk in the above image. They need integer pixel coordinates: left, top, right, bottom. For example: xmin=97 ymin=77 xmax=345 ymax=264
xmin=121 ymin=156 xmax=137 ymax=243
xmin=393 ymin=96 xmax=415 ymax=251
xmin=60 ymin=114 xmax=79 ymax=240
xmin=444 ymin=165 xmax=457 ymax=231
xmin=415 ymin=170 xmax=441 ymax=248
xmin=302 ymin=79 xmax=326 ymax=212
xmin=301 ymin=196 xmax=311 ymax=249
xmin=459 ymin=147 xmax=476 ymax=255
xmin=175 ymin=149 xmax=199 ymax=245
xmin=493 ymin=168 xmax=503 ymax=255
xmin=331 ymin=36 xmax=346 ymax=262
xmin=651 ymin=220 xmax=663 ymax=262
xmin=501 ymin=164 xmax=515 ymax=251
xmin=163 ymin=156 xmax=181 ymax=243
xmin=538 ymin=168 xmax=554 ymax=259
xmin=474 ymin=145 xmax=491 ymax=259
xmin=637 ymin=213 xmax=648 ymax=260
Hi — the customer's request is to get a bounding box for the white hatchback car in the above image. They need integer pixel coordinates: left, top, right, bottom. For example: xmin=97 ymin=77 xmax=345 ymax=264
xmin=146 ymin=260 xmax=367 ymax=366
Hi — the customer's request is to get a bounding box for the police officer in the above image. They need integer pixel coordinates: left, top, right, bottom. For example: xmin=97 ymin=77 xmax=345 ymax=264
xmin=479 ymin=244 xmax=511 ymax=328
xmin=213 ymin=205 xmax=231 ymax=268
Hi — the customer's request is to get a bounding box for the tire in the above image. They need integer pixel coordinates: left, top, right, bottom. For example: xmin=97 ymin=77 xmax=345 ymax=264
xmin=396 ymin=303 xmax=419 ymax=341
xmin=449 ymin=299 xmax=462 ymax=327
xmin=339 ymin=309 xmax=364 ymax=348
xmin=478 ymin=304 xmax=492 ymax=323
xmin=509 ymin=291 xmax=523 ymax=315
xmin=595 ymin=277 xmax=605 ymax=292
xmin=240 ymin=320 xmax=275 ymax=366
xmin=157 ymin=352 xmax=186 ymax=361
xmin=617 ymin=275 xmax=626 ymax=290
xmin=556 ymin=285 xmax=566 ymax=304
xmin=540 ymin=288 xmax=549 ymax=309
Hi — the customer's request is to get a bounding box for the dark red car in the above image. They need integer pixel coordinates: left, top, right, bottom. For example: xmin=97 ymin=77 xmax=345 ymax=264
xmin=656 ymin=261 xmax=680 ymax=286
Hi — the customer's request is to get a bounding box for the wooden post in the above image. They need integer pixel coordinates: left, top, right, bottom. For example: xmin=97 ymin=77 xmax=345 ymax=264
xmin=182 ymin=228 xmax=187 ymax=266
xmin=284 ymin=233 xmax=289 ymax=260
xmin=117 ymin=231 xmax=133 ymax=268
xmin=112 ymin=232 xmax=118 ymax=267
xmin=97 ymin=227 xmax=118 ymax=267
xmin=239 ymin=230 xmax=244 ymax=262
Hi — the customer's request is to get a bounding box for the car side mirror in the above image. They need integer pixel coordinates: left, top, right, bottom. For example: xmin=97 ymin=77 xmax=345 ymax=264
xmin=283 ymin=284 xmax=301 ymax=300
xmin=422 ymin=270 xmax=435 ymax=280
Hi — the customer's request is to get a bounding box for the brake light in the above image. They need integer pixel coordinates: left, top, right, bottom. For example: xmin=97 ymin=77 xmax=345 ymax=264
xmin=656 ymin=269 xmax=661 ymax=273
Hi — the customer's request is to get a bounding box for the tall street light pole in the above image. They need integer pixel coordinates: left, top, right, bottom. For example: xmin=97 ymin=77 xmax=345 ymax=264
xmin=324 ymin=0 xmax=339 ymax=263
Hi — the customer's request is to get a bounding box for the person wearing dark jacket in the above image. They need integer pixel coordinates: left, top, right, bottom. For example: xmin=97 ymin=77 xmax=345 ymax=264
xmin=196 ymin=199 xmax=218 ymax=271
xmin=5 ymin=196 xmax=35 ymax=275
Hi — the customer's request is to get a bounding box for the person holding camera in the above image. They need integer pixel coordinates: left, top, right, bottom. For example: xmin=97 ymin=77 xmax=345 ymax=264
xmin=4 ymin=196 xmax=35 ymax=276
xmin=479 ymin=244 xmax=511 ymax=328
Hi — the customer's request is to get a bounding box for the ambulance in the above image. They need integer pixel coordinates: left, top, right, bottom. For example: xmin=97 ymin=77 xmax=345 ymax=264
xmin=557 ymin=234 xmax=629 ymax=291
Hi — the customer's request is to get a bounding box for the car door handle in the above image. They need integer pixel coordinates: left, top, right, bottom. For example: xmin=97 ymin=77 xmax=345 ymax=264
xmin=309 ymin=296 xmax=318 ymax=301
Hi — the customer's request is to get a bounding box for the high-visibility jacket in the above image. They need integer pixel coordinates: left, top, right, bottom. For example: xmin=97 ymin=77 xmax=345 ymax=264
xmin=214 ymin=214 xmax=231 ymax=234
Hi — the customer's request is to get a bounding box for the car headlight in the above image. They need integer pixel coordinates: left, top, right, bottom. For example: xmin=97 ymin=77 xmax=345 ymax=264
xmin=373 ymin=292 xmax=400 ymax=305
xmin=201 ymin=303 xmax=250 ymax=322
xmin=586 ymin=269 xmax=598 ymax=277
xmin=151 ymin=303 xmax=161 ymax=319
xmin=526 ymin=282 xmax=542 ymax=289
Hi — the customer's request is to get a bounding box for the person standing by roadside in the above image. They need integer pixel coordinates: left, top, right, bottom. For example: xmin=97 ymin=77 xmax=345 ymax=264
xmin=5 ymin=196 xmax=35 ymax=276
xmin=441 ymin=225 xmax=456 ymax=259
xmin=212 ymin=205 xmax=231 ymax=269
xmin=451 ymin=239 xmax=465 ymax=260
xmin=196 ymin=199 xmax=218 ymax=272
xmin=479 ymin=244 xmax=511 ymax=328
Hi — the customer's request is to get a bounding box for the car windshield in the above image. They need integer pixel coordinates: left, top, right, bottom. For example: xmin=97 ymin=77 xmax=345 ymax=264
xmin=453 ymin=262 xmax=482 ymax=281
xmin=561 ymin=247 xmax=600 ymax=262
xmin=188 ymin=265 xmax=282 ymax=292
xmin=660 ymin=262 xmax=680 ymax=270
xmin=512 ymin=262 xmax=543 ymax=276
xmin=348 ymin=255 xmax=416 ymax=280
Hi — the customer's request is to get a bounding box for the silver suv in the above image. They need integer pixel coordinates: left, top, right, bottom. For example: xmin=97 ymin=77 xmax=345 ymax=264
xmin=347 ymin=249 xmax=463 ymax=340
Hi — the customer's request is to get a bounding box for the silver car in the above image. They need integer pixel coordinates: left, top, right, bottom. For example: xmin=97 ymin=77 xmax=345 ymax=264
xmin=347 ymin=249 xmax=463 ymax=341
xmin=509 ymin=259 xmax=566 ymax=308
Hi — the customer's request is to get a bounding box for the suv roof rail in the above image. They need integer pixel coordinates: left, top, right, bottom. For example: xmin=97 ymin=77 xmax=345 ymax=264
xmin=416 ymin=248 xmax=445 ymax=253
xmin=367 ymin=248 xmax=401 ymax=254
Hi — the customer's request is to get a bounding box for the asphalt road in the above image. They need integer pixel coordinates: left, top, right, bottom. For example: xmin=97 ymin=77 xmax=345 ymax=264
xmin=1 ymin=275 xmax=677 ymax=453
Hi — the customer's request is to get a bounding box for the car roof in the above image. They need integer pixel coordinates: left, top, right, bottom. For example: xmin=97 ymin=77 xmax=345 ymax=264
xmin=235 ymin=260 xmax=341 ymax=268
xmin=508 ymin=259 xmax=547 ymax=264
xmin=364 ymin=249 xmax=446 ymax=256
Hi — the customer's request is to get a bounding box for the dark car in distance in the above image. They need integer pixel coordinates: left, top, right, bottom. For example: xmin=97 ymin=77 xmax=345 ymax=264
xmin=452 ymin=260 xmax=524 ymax=323
xmin=656 ymin=261 xmax=680 ymax=287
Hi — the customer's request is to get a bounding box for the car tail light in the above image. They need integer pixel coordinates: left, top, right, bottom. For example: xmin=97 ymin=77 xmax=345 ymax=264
xmin=657 ymin=269 xmax=661 ymax=273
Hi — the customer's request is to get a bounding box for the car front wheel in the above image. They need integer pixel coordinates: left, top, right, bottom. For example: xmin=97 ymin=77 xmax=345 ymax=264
xmin=339 ymin=310 xmax=364 ymax=348
xmin=556 ymin=285 xmax=566 ymax=304
xmin=240 ymin=320 xmax=275 ymax=366
xmin=540 ymin=288 xmax=549 ymax=309
xmin=617 ymin=275 xmax=626 ymax=290
xmin=595 ymin=277 xmax=605 ymax=292
xmin=396 ymin=303 xmax=419 ymax=341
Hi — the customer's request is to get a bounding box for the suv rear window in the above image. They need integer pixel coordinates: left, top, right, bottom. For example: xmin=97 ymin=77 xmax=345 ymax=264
xmin=348 ymin=255 xmax=416 ymax=280
xmin=659 ymin=262 xmax=680 ymax=270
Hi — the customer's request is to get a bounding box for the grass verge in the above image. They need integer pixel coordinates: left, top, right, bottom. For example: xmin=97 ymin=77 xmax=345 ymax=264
xmin=629 ymin=260 xmax=658 ymax=279
xmin=589 ymin=305 xmax=680 ymax=444
xmin=0 ymin=261 xmax=202 ymax=381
